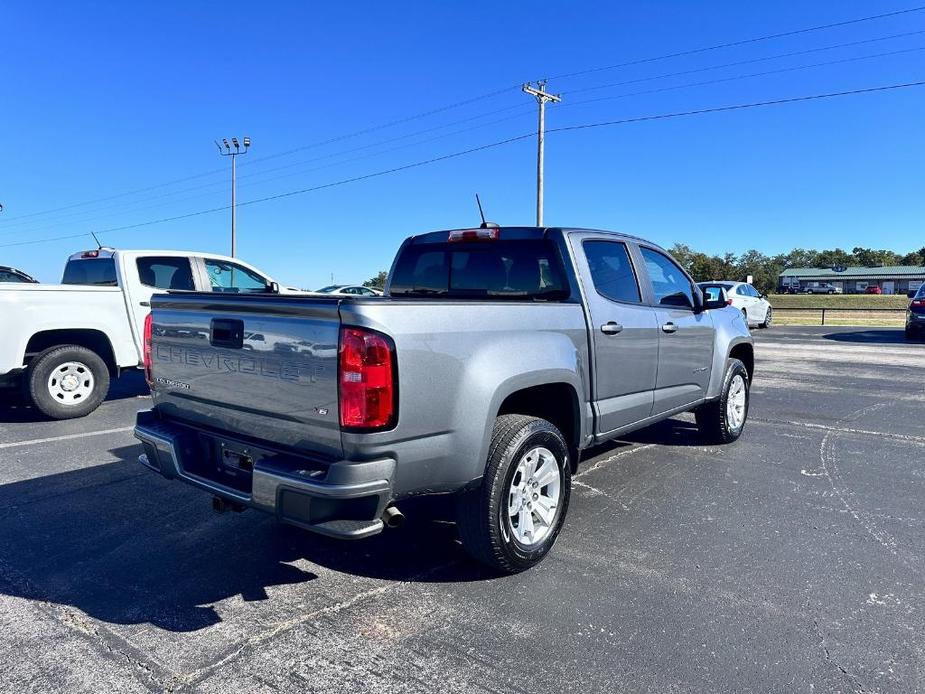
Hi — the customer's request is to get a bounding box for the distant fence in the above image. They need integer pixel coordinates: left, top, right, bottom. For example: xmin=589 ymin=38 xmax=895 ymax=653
xmin=773 ymin=307 xmax=906 ymax=326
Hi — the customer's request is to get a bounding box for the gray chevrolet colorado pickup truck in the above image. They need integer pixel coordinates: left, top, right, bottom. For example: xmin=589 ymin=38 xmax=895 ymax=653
xmin=135 ymin=226 xmax=753 ymax=572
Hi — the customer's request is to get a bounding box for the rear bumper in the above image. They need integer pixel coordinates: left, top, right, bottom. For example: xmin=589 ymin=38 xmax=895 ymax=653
xmin=133 ymin=409 xmax=394 ymax=539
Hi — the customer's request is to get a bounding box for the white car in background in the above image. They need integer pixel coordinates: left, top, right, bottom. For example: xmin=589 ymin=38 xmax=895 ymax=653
xmin=698 ymin=281 xmax=773 ymax=328
xmin=314 ymin=284 xmax=382 ymax=296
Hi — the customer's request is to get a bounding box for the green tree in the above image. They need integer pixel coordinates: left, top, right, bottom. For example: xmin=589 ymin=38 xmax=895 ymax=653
xmin=363 ymin=270 xmax=389 ymax=290
xmin=815 ymin=248 xmax=853 ymax=268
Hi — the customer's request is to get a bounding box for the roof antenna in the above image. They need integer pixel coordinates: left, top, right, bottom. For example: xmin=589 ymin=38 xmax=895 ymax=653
xmin=89 ymin=231 xmax=103 ymax=249
xmin=475 ymin=194 xmax=498 ymax=229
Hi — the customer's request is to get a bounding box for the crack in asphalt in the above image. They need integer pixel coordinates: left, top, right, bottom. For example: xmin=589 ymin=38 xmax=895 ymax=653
xmin=164 ymin=559 xmax=463 ymax=692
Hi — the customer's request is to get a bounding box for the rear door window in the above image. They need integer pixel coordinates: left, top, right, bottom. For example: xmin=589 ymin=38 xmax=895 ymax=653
xmin=583 ymin=240 xmax=641 ymax=303
xmin=136 ymin=256 xmax=195 ymax=290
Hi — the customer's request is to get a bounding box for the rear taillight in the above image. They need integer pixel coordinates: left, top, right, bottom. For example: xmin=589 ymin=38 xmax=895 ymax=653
xmin=913 ymin=299 xmax=925 ymax=307
xmin=726 ymin=298 xmax=733 ymax=305
xmin=143 ymin=313 xmax=153 ymax=387
xmin=339 ymin=327 xmax=396 ymax=430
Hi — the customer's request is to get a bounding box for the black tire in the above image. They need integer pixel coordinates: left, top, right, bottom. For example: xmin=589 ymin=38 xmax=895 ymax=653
xmin=27 ymin=345 xmax=110 ymax=420
xmin=456 ymin=415 xmax=571 ymax=573
xmin=695 ymin=358 xmax=750 ymax=444
xmin=759 ymin=307 xmax=773 ymax=329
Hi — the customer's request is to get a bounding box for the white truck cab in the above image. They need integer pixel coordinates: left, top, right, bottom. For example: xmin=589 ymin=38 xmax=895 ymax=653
xmin=0 ymin=248 xmax=290 ymax=419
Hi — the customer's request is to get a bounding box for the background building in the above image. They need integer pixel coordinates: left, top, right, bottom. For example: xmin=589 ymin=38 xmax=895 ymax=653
xmin=779 ymin=266 xmax=925 ymax=294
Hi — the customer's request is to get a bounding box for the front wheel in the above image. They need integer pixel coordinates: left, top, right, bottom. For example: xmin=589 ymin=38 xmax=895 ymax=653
xmin=27 ymin=345 xmax=110 ymax=419
xmin=456 ymin=415 xmax=571 ymax=573
xmin=695 ymin=358 xmax=750 ymax=444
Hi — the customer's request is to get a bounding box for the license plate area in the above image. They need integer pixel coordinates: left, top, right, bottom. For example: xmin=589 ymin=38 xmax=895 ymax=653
xmin=182 ymin=435 xmax=256 ymax=495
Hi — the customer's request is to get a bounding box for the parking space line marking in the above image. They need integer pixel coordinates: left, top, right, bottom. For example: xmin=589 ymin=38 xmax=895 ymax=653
xmin=752 ymin=418 xmax=925 ymax=446
xmin=0 ymin=426 xmax=135 ymax=450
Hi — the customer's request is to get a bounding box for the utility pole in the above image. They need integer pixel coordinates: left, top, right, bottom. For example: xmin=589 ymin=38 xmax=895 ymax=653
xmin=214 ymin=136 xmax=250 ymax=257
xmin=522 ymin=80 xmax=560 ymax=226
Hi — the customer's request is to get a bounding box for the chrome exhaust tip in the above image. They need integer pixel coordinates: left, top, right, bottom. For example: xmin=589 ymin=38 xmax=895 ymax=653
xmin=382 ymin=505 xmax=404 ymax=529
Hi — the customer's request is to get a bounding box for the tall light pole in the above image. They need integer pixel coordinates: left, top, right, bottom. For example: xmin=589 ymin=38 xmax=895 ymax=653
xmin=522 ymin=81 xmax=560 ymax=227
xmin=214 ymin=136 xmax=250 ymax=257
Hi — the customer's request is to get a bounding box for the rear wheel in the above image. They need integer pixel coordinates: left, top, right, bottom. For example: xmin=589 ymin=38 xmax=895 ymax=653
xmin=695 ymin=359 xmax=749 ymax=444
xmin=456 ymin=415 xmax=571 ymax=573
xmin=760 ymin=307 xmax=773 ymax=329
xmin=27 ymin=345 xmax=110 ymax=419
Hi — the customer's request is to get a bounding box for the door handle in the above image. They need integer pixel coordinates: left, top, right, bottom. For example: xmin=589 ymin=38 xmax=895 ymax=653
xmin=139 ymin=301 xmax=150 ymax=307
xmin=600 ymin=321 xmax=623 ymax=335
xmin=661 ymin=322 xmax=678 ymax=334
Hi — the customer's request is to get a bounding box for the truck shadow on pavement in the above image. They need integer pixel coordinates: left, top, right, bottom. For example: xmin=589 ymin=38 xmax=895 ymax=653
xmin=822 ymin=329 xmax=913 ymax=345
xmin=0 ymin=370 xmax=149 ymax=423
xmin=0 ymin=446 xmax=484 ymax=632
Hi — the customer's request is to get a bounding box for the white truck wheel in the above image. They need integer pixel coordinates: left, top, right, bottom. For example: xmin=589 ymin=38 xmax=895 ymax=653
xmin=27 ymin=345 xmax=110 ymax=420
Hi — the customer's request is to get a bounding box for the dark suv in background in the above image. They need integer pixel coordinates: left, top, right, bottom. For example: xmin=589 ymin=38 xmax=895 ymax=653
xmin=0 ymin=266 xmax=38 ymax=283
xmin=907 ymin=285 xmax=925 ymax=340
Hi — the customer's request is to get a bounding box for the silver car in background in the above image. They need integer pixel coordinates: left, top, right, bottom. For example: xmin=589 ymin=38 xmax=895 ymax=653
xmin=698 ymin=281 xmax=773 ymax=328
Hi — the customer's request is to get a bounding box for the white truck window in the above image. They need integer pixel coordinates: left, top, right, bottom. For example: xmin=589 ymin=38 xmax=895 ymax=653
xmin=204 ymin=259 xmax=269 ymax=293
xmin=136 ymin=257 xmax=195 ymax=290
xmin=62 ymin=258 xmax=118 ymax=286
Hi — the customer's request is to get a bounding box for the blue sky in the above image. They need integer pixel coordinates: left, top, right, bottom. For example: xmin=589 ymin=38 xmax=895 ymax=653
xmin=1 ymin=1 xmax=923 ymax=288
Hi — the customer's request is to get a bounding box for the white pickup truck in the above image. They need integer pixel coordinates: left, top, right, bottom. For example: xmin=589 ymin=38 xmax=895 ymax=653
xmin=0 ymin=248 xmax=291 ymax=419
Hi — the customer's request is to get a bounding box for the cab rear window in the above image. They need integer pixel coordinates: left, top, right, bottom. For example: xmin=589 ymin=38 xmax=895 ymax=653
xmin=62 ymin=258 xmax=118 ymax=286
xmin=389 ymin=240 xmax=569 ymax=300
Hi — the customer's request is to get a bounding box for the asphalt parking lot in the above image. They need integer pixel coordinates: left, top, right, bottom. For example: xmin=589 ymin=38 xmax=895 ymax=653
xmin=0 ymin=325 xmax=922 ymax=692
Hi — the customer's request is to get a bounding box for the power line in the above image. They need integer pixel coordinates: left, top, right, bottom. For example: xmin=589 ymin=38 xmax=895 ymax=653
xmin=562 ymin=45 xmax=925 ymax=110
xmin=238 ymin=86 xmax=523 ymax=167
xmin=548 ymin=4 xmax=925 ymax=81
xmin=3 ymin=79 xmax=922 ymax=250
xmin=0 ymin=105 xmax=536 ymax=237
xmin=9 ymin=6 xmax=924 ymax=227
xmin=560 ymin=29 xmax=925 ymax=96
xmin=4 ymin=38 xmax=905 ymax=240
xmin=0 ymin=88 xmax=522 ymax=226
xmin=548 ymin=79 xmax=925 ymax=135
xmin=11 ymin=29 xmax=919 ymax=236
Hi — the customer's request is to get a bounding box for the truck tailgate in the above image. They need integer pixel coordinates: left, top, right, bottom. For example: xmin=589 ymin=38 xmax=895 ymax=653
xmin=148 ymin=293 xmax=342 ymax=459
